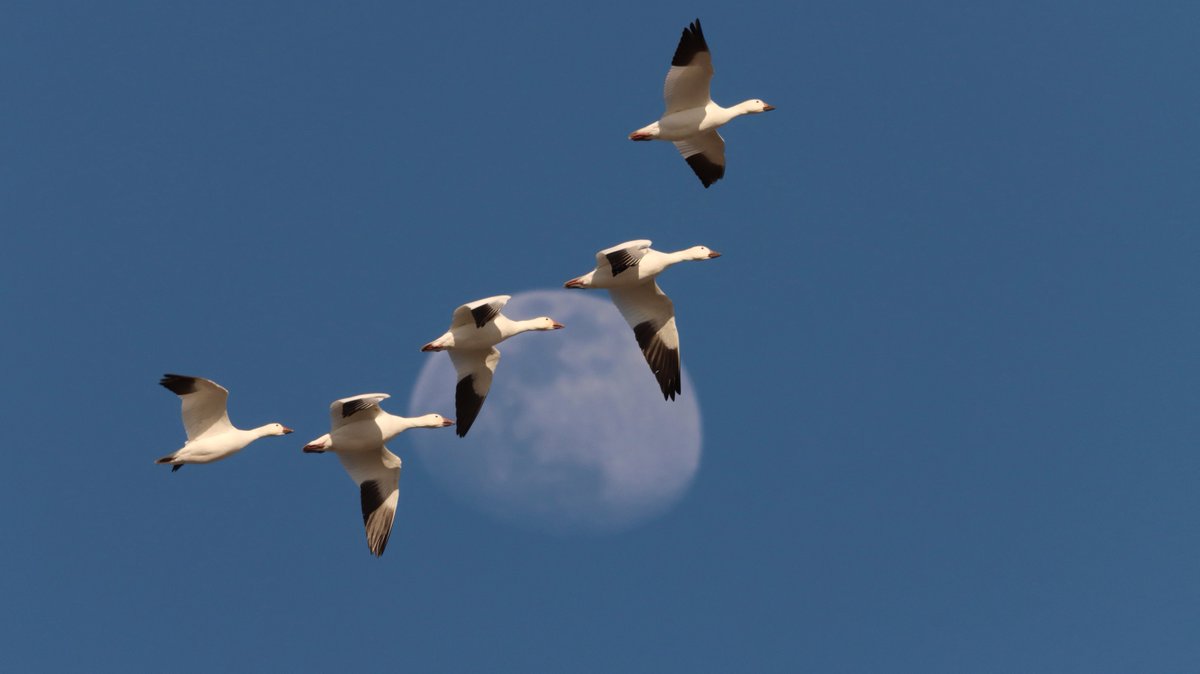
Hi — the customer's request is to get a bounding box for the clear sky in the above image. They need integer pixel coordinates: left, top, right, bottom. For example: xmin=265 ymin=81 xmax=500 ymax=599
xmin=2 ymin=1 xmax=1198 ymax=671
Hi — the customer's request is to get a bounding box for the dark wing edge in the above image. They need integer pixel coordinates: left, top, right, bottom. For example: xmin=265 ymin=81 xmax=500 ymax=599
xmin=605 ymin=248 xmax=643 ymax=277
xmin=633 ymin=321 xmax=682 ymax=400
xmin=360 ymin=480 xmax=395 ymax=557
xmin=341 ymin=397 xmax=382 ymax=419
xmin=671 ymin=18 xmax=709 ymax=67
xmin=471 ymin=303 xmax=501 ymax=329
xmin=454 ymin=375 xmax=487 ymax=437
xmin=685 ymin=153 xmax=724 ymax=188
xmin=159 ymin=374 xmax=199 ymax=395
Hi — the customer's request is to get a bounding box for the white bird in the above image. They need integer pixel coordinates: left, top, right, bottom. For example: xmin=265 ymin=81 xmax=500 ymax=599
xmin=421 ymin=295 xmax=564 ymax=437
xmin=628 ymin=18 xmax=775 ymax=188
xmin=564 ymin=240 xmax=721 ymax=400
xmin=302 ymin=393 xmax=454 ymax=557
xmin=156 ymin=374 xmax=293 ymax=471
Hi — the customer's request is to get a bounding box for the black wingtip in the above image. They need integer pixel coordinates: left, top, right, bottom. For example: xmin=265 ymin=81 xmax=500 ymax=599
xmin=159 ymin=374 xmax=198 ymax=395
xmin=360 ymin=481 xmax=393 ymax=556
xmin=671 ymin=18 xmax=709 ymax=67
xmin=634 ymin=321 xmax=682 ymax=401
xmin=341 ymin=398 xmax=377 ymax=419
xmin=685 ymin=153 xmax=724 ymax=188
xmin=454 ymin=375 xmax=485 ymax=438
xmin=360 ymin=481 xmax=385 ymax=525
xmin=606 ymin=249 xmax=640 ymax=277
xmin=471 ymin=303 xmax=500 ymax=329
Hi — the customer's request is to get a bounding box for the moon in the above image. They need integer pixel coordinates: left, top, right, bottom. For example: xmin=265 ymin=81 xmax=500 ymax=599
xmin=407 ymin=290 xmax=703 ymax=534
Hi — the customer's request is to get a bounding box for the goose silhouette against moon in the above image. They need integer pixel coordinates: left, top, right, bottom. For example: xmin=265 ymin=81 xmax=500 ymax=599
xmin=408 ymin=291 xmax=703 ymax=534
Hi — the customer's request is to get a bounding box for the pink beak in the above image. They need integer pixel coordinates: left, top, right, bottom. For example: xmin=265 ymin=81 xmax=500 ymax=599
xmin=763 ymin=104 xmax=776 ymax=111
xmin=551 ymin=322 xmax=565 ymax=329
xmin=708 ymin=251 xmax=722 ymax=258
xmin=564 ymin=278 xmax=585 ymax=289
xmin=282 ymin=427 xmax=294 ymax=434
xmin=441 ymin=418 xmax=455 ymax=427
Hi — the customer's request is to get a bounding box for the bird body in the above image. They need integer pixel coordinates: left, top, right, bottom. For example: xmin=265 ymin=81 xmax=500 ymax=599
xmin=421 ymin=295 xmax=563 ymax=437
xmin=565 ymin=241 xmax=720 ymax=400
xmin=302 ymin=395 xmax=451 ymax=454
xmin=303 ymin=393 xmax=454 ymax=556
xmin=629 ymin=19 xmax=774 ymax=187
xmin=564 ymin=240 xmax=716 ymax=290
xmin=156 ymin=374 xmax=292 ymax=471
xmin=631 ymin=100 xmax=767 ymax=142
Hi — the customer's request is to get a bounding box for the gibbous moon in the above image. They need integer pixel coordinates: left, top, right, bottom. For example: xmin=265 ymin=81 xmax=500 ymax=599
xmin=408 ymin=290 xmax=702 ymax=534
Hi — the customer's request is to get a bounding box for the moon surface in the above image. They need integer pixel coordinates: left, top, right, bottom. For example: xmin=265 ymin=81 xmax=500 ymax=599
xmin=408 ymin=290 xmax=703 ymax=534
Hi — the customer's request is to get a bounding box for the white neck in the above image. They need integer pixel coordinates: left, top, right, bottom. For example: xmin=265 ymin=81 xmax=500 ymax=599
xmin=706 ymin=102 xmax=744 ymax=125
xmin=500 ymin=317 xmax=547 ymax=338
xmin=377 ymin=413 xmax=411 ymax=435
xmin=249 ymin=424 xmax=279 ymax=438
xmin=380 ymin=413 xmax=442 ymax=434
xmin=664 ymin=248 xmax=705 ymax=267
xmin=719 ymin=100 xmax=761 ymax=122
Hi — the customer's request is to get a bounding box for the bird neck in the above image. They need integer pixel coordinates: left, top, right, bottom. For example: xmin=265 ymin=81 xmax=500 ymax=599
xmin=706 ymin=102 xmax=742 ymax=125
xmin=378 ymin=413 xmax=413 ymax=435
xmin=663 ymin=249 xmax=698 ymax=267
xmin=504 ymin=318 xmax=545 ymax=335
xmin=249 ymin=424 xmax=277 ymax=438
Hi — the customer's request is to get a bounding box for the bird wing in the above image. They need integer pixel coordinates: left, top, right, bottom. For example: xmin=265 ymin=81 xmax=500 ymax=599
xmin=447 ymin=347 xmax=500 ymax=437
xmin=607 ymin=282 xmax=682 ymax=400
xmin=336 ymin=447 xmax=402 ymax=557
xmin=451 ymin=295 xmax=512 ymax=329
xmin=328 ymin=393 xmax=391 ymax=430
xmin=595 ymin=240 xmax=652 ymax=277
xmin=159 ymin=374 xmax=235 ymax=441
xmin=673 ymin=130 xmax=726 ymax=188
xmin=663 ymin=19 xmax=714 ymax=114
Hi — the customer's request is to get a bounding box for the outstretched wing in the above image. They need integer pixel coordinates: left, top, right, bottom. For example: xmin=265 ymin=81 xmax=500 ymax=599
xmin=448 ymin=347 xmax=501 ymax=437
xmin=328 ymin=393 xmax=391 ymax=430
xmin=673 ymin=130 xmax=725 ymax=188
xmin=607 ymin=282 xmax=682 ymax=400
xmin=451 ymin=295 xmax=512 ymax=329
xmin=159 ymin=374 xmax=235 ymax=441
xmin=595 ymin=240 xmax=652 ymax=277
xmin=663 ymin=19 xmax=714 ymax=114
xmin=336 ymin=447 xmax=402 ymax=557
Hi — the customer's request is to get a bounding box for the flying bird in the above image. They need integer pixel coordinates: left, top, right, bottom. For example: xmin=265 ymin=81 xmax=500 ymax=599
xmin=155 ymin=374 xmax=293 ymax=471
xmin=421 ymin=295 xmax=564 ymax=437
xmin=302 ymin=393 xmax=454 ymax=557
xmin=628 ymin=18 xmax=775 ymax=188
xmin=564 ymin=240 xmax=721 ymax=400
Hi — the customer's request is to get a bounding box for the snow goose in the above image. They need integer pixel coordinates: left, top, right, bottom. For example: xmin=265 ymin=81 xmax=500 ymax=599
xmin=302 ymin=393 xmax=454 ymax=557
xmin=629 ymin=18 xmax=774 ymax=188
xmin=155 ymin=374 xmax=293 ymax=471
xmin=421 ymin=295 xmax=564 ymax=437
xmin=563 ymin=240 xmax=720 ymax=400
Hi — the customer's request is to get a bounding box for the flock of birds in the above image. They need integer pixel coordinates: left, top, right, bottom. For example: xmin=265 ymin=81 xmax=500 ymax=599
xmin=156 ymin=19 xmax=771 ymax=556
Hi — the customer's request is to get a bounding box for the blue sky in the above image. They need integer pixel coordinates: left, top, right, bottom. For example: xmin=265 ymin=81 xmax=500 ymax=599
xmin=2 ymin=1 xmax=1198 ymax=671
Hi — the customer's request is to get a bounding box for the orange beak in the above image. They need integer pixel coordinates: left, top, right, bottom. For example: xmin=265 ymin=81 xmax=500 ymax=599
xmin=551 ymin=322 xmax=565 ymax=329
xmin=708 ymin=251 xmax=722 ymax=258
xmin=763 ymin=104 xmax=776 ymax=111
xmin=282 ymin=427 xmax=294 ymax=434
